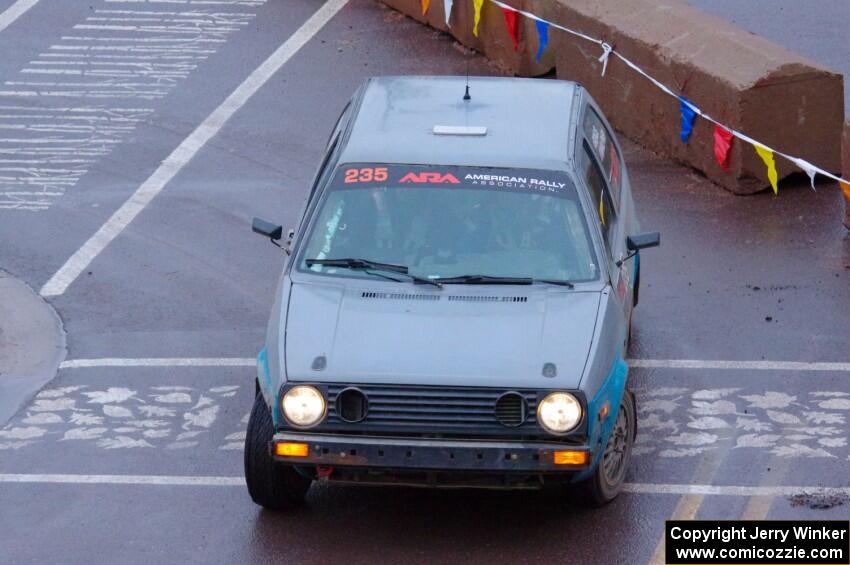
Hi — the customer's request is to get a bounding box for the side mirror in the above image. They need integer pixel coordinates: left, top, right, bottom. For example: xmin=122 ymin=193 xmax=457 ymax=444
xmin=252 ymin=217 xmax=294 ymax=255
xmin=252 ymin=217 xmax=283 ymax=240
xmin=616 ymin=232 xmax=660 ymax=267
xmin=626 ymin=231 xmax=660 ymax=251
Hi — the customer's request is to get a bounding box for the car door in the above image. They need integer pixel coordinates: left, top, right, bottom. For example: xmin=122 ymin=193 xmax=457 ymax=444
xmin=578 ymin=104 xmax=633 ymax=320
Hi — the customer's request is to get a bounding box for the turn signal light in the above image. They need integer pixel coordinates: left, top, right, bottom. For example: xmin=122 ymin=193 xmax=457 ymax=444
xmin=275 ymin=442 xmax=309 ymax=458
xmin=598 ymin=402 xmax=610 ymax=422
xmin=553 ymin=450 xmax=589 ymax=466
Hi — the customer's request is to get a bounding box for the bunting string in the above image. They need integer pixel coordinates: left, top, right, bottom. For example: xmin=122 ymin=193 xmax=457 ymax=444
xmin=440 ymin=0 xmax=850 ymax=192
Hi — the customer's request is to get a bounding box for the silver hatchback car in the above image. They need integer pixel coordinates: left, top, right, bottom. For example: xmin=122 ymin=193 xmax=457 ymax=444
xmin=248 ymin=76 xmax=659 ymax=509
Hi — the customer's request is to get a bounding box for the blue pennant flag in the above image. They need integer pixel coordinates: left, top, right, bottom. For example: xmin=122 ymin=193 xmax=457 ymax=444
xmin=679 ymin=96 xmax=697 ymax=143
xmin=535 ymin=20 xmax=549 ymax=63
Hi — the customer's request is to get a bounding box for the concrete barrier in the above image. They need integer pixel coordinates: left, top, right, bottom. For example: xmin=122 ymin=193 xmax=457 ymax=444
xmin=379 ymin=0 xmax=844 ymax=195
xmin=381 ymin=0 xmax=554 ymax=75
xmin=843 ymin=121 xmax=850 ymax=229
xmin=550 ymin=0 xmax=844 ymax=194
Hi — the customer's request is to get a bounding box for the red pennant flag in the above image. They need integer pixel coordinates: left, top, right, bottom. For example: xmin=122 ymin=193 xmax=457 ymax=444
xmin=713 ymin=125 xmax=733 ymax=172
xmin=501 ymin=8 xmax=519 ymax=50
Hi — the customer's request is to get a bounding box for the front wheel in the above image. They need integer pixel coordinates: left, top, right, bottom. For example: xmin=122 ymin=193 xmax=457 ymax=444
xmin=244 ymin=392 xmax=312 ymax=510
xmin=578 ymin=389 xmax=636 ymax=506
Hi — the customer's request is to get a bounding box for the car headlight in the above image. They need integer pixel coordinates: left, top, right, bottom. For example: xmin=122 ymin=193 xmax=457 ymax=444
xmin=282 ymin=385 xmax=326 ymax=428
xmin=537 ymin=392 xmax=582 ymax=434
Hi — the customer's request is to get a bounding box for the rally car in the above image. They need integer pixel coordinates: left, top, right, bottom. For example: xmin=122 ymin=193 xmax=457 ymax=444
xmin=247 ymin=76 xmax=659 ymax=509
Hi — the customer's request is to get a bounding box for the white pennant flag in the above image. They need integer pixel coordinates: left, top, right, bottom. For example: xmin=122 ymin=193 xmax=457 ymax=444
xmin=790 ymin=157 xmax=818 ymax=191
xmin=598 ymin=43 xmax=613 ymax=76
xmin=444 ymin=0 xmax=453 ymax=26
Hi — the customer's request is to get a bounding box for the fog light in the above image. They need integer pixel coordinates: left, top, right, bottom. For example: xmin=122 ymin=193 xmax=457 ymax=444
xmin=275 ymin=442 xmax=309 ymax=458
xmin=553 ymin=450 xmax=588 ymax=466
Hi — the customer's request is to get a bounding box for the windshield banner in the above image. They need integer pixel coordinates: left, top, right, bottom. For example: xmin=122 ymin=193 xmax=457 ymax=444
xmin=332 ymin=164 xmax=577 ymax=199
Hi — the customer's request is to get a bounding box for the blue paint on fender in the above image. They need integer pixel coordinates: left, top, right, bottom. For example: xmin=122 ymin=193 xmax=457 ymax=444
xmin=572 ymin=351 xmax=629 ymax=482
xmin=257 ymin=348 xmax=281 ymax=425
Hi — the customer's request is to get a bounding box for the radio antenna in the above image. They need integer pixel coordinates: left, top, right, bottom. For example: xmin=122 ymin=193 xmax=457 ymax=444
xmin=463 ymin=59 xmax=471 ymax=101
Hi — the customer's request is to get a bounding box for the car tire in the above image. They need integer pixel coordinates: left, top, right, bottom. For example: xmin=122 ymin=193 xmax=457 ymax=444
xmin=578 ymin=389 xmax=636 ymax=507
xmin=244 ymin=392 xmax=312 ymax=510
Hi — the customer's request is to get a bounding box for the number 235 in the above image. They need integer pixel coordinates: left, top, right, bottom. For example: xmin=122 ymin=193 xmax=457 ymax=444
xmin=344 ymin=167 xmax=388 ymax=183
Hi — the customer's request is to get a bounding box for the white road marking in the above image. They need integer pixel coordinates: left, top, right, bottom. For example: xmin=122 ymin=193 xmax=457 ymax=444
xmin=0 ymin=105 xmax=154 ymax=209
xmin=60 ymin=357 xmax=255 ymax=369
xmin=629 ymin=359 xmax=850 ymax=372
xmin=0 ymin=473 xmax=848 ymax=497
xmin=623 ymin=483 xmax=850 ymax=497
xmin=2 ymin=6 xmax=262 ymax=212
xmin=4 ymin=384 xmax=243 ymax=450
xmin=0 ymin=0 xmax=40 ymax=34
xmin=39 ymin=0 xmax=350 ymax=296
xmin=0 ymin=473 xmax=243 ymax=486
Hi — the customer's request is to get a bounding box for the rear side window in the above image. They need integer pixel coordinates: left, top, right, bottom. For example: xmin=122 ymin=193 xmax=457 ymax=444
xmin=583 ymin=108 xmax=622 ymax=204
xmin=581 ymin=143 xmax=616 ymax=250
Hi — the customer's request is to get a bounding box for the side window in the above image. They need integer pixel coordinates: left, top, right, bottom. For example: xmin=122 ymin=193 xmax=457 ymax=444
xmin=583 ymin=108 xmax=622 ymax=204
xmin=581 ymin=142 xmax=616 ymax=251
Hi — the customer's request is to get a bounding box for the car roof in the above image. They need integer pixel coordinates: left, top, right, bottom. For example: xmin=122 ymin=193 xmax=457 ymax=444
xmin=338 ymin=76 xmax=580 ymax=172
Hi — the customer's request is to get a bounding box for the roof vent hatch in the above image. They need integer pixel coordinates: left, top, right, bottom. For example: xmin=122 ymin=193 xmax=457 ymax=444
xmin=432 ymin=125 xmax=487 ymax=136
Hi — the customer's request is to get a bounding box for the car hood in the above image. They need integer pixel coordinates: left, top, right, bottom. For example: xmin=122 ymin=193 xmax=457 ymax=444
xmin=284 ymin=281 xmax=602 ymax=389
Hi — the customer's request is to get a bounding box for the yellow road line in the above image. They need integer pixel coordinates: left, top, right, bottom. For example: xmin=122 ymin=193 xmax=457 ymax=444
xmin=645 ymin=448 xmax=729 ymax=565
xmin=741 ymin=458 xmax=791 ymax=520
xmin=648 ymin=494 xmax=705 ymax=565
xmin=741 ymin=495 xmax=772 ymax=520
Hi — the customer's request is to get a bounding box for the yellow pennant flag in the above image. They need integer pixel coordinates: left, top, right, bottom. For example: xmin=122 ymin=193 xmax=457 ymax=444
xmin=841 ymin=181 xmax=850 ymax=200
xmin=473 ymin=0 xmax=484 ymax=36
xmin=421 ymin=0 xmax=430 ymax=15
xmin=755 ymin=145 xmax=779 ymax=194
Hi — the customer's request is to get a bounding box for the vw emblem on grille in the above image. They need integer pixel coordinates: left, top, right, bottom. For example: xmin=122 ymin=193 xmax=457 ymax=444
xmin=495 ymin=392 xmax=528 ymax=427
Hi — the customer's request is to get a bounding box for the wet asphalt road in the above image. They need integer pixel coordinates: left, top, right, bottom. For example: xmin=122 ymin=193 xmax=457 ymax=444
xmin=0 ymin=1 xmax=849 ymax=564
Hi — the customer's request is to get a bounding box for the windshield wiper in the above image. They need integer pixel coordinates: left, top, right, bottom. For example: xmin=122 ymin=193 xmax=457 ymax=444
xmin=534 ymin=279 xmax=575 ymax=288
xmin=305 ymin=258 xmax=442 ymax=288
xmin=432 ymin=275 xmax=533 ymax=285
xmin=433 ymin=274 xmax=574 ymax=288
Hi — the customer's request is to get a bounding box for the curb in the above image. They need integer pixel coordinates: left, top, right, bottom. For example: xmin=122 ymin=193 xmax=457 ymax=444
xmin=0 ymin=271 xmax=66 ymax=427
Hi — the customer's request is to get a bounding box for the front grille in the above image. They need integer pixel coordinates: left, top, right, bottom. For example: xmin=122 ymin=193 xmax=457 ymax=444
xmin=495 ymin=392 xmax=527 ymax=427
xmin=320 ymin=384 xmax=542 ymax=438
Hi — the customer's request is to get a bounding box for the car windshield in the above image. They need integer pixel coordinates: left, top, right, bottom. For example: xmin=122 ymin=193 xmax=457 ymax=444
xmin=298 ymin=164 xmax=599 ymax=282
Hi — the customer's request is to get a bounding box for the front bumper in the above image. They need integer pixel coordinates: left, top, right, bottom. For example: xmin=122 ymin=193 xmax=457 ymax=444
xmin=271 ymin=432 xmax=591 ymax=472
